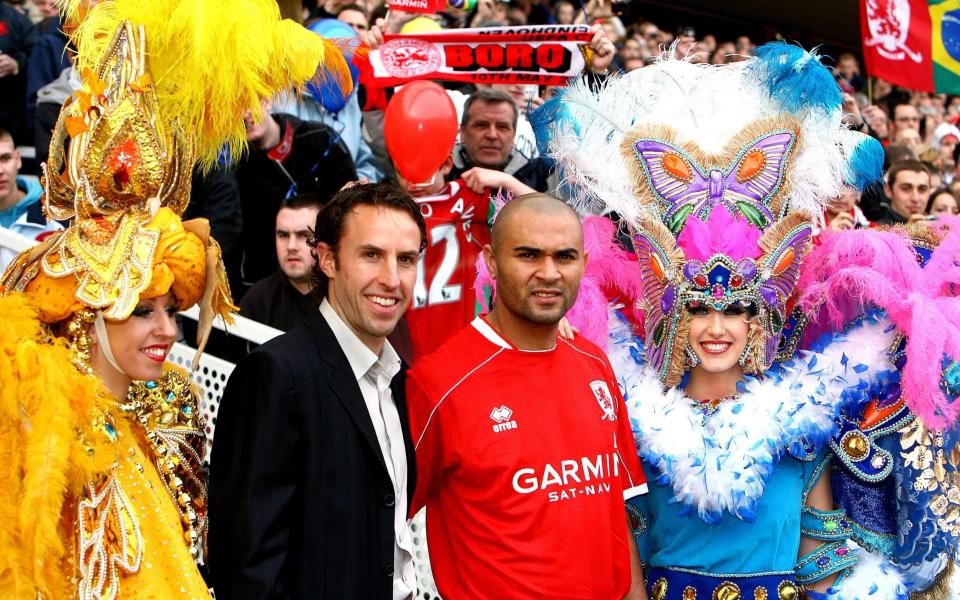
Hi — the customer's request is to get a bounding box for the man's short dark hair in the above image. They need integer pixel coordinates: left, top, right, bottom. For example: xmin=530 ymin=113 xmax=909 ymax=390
xmin=308 ymin=182 xmax=426 ymax=300
xmin=281 ymin=192 xmax=324 ymax=213
xmin=883 ymin=89 xmax=912 ymax=116
xmin=886 ymin=159 xmax=929 ymax=186
xmin=461 ymin=88 xmax=519 ymax=130
xmin=884 ymin=143 xmax=914 ymax=167
xmin=891 ymin=101 xmax=918 ymax=116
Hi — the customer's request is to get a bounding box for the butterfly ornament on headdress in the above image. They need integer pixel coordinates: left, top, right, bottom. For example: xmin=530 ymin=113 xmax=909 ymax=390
xmin=624 ymin=119 xmax=814 ymax=384
xmin=632 ymin=127 xmax=797 ymax=233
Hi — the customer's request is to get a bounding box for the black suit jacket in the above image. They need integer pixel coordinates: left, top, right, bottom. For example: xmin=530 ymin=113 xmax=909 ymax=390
xmin=208 ymin=312 xmax=416 ymax=599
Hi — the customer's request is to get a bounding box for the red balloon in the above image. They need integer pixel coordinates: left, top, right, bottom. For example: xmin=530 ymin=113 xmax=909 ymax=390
xmin=384 ymin=81 xmax=459 ymax=184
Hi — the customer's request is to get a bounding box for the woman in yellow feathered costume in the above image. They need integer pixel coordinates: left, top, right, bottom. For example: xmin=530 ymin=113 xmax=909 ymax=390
xmin=0 ymin=1 xmax=351 ymax=597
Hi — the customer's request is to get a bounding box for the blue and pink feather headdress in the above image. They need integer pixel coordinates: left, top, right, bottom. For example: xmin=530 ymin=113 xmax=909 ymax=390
xmin=532 ymin=43 xmax=886 ymax=386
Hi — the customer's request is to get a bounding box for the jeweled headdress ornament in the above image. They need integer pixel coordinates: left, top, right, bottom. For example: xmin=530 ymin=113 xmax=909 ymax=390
xmin=532 ymin=44 xmax=884 ymax=385
xmin=3 ymin=20 xmax=202 ymax=316
xmin=1 ymin=0 xmax=351 ymax=363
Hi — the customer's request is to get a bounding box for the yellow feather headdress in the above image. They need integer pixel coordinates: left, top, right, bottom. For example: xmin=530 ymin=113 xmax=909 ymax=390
xmin=2 ymin=0 xmax=352 ymax=365
xmin=61 ymin=0 xmax=351 ymax=170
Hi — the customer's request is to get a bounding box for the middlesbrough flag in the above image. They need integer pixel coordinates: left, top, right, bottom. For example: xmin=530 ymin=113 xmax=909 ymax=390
xmin=861 ymin=0 xmax=960 ymax=93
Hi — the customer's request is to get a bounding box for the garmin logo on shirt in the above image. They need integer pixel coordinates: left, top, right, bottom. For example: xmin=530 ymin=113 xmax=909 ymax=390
xmin=512 ymin=453 xmax=620 ymax=502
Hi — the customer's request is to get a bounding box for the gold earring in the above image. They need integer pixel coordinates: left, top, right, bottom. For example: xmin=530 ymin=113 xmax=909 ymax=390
xmin=68 ymin=309 xmax=97 ymax=375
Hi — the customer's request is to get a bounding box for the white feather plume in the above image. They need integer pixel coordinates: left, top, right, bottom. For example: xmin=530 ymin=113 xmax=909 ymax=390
xmin=545 ymin=57 xmax=849 ymax=223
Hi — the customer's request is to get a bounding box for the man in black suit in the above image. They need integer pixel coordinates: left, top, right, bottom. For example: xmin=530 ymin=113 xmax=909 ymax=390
xmin=209 ymin=183 xmax=426 ymax=599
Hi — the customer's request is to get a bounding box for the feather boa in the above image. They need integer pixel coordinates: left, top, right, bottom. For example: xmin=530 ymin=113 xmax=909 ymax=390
xmin=806 ymin=546 xmax=908 ymax=600
xmin=800 ymin=219 xmax=960 ymax=429
xmin=0 ymin=295 xmax=127 ymax=599
xmin=613 ymin=314 xmax=897 ymax=523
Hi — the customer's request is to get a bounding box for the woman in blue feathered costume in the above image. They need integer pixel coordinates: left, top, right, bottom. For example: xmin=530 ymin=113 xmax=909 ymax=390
xmin=530 ymin=43 xmax=960 ymax=599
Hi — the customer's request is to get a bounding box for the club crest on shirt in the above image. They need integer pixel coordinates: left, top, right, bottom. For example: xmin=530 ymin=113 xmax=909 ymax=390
xmin=589 ymin=381 xmax=617 ymax=421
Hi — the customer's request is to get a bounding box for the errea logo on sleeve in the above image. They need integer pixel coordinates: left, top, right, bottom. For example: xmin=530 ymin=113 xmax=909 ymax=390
xmin=490 ymin=405 xmax=518 ymax=433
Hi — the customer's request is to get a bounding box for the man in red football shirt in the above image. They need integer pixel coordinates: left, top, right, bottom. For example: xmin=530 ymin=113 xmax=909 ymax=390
xmin=406 ymin=193 xmax=648 ymax=599
xmin=397 ymin=154 xmax=534 ymax=360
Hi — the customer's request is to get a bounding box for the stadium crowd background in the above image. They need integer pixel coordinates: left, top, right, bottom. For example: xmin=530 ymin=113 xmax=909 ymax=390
xmin=1 ymin=0 xmax=958 ymax=357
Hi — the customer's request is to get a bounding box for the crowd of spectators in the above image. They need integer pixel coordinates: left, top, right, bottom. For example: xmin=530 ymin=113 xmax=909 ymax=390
xmin=2 ymin=0 xmax=959 ymax=359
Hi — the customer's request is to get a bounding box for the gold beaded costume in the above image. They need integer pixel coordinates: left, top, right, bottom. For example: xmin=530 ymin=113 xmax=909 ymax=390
xmin=0 ymin=1 xmax=351 ymax=597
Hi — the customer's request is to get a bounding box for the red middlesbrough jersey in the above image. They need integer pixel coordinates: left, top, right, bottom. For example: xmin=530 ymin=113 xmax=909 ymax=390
xmin=407 ymin=317 xmax=647 ymax=600
xmin=406 ymin=180 xmax=491 ymax=360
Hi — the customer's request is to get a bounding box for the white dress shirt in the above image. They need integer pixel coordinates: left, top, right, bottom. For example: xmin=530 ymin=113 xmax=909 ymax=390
xmin=319 ymin=300 xmax=415 ymax=600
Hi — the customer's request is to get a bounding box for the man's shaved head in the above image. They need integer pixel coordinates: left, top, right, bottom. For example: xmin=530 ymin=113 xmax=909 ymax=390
xmin=491 ymin=193 xmax=582 ymax=249
xmin=482 ymin=193 xmax=586 ymax=343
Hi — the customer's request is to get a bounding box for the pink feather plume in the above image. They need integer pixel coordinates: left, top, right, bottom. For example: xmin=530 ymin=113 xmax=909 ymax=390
xmin=566 ymin=216 xmax=645 ymax=349
xmin=799 ymin=217 xmax=960 ymax=429
xmin=475 ymin=251 xmax=495 ymax=313
xmin=474 ymin=190 xmax=512 ymax=315
xmin=677 ymin=206 xmax=763 ymax=261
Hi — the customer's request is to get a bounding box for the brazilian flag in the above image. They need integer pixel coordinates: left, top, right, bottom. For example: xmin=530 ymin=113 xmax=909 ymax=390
xmin=931 ymin=0 xmax=960 ymax=91
xmin=861 ymin=0 xmax=960 ymax=93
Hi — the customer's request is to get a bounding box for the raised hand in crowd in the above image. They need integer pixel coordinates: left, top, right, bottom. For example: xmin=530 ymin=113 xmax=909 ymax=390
xmin=361 ymin=9 xmax=420 ymax=49
xmin=0 ymin=53 xmax=19 ymax=78
xmin=587 ymin=23 xmax=616 ymax=74
xmin=828 ymin=211 xmax=856 ymax=232
xmin=471 ymin=0 xmax=497 ymax=27
xmin=360 ymin=20 xmax=385 ymax=49
xmin=841 ymin=93 xmax=867 ymax=132
xmin=461 ymin=166 xmax=535 ymax=196
xmin=583 ymin=0 xmax=613 ymax=19
xmin=860 ymin=104 xmax=889 ymax=139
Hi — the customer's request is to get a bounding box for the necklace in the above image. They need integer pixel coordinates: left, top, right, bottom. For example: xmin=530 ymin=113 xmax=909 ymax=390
xmin=695 ymin=394 xmax=741 ymax=416
xmin=122 ymin=370 xmax=207 ymax=560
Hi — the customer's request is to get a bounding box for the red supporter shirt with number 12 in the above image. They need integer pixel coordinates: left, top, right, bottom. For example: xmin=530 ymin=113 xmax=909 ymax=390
xmin=407 ymin=180 xmax=491 ymax=359
xmin=406 ymin=317 xmax=647 ymax=599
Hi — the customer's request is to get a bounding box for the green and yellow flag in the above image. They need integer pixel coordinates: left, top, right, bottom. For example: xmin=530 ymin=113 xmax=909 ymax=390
xmin=862 ymin=0 xmax=960 ymax=92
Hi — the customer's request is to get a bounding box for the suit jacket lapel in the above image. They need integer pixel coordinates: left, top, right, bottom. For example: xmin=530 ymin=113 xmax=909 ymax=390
xmin=391 ymin=368 xmax=417 ymax=502
xmin=306 ymin=314 xmax=389 ymax=475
